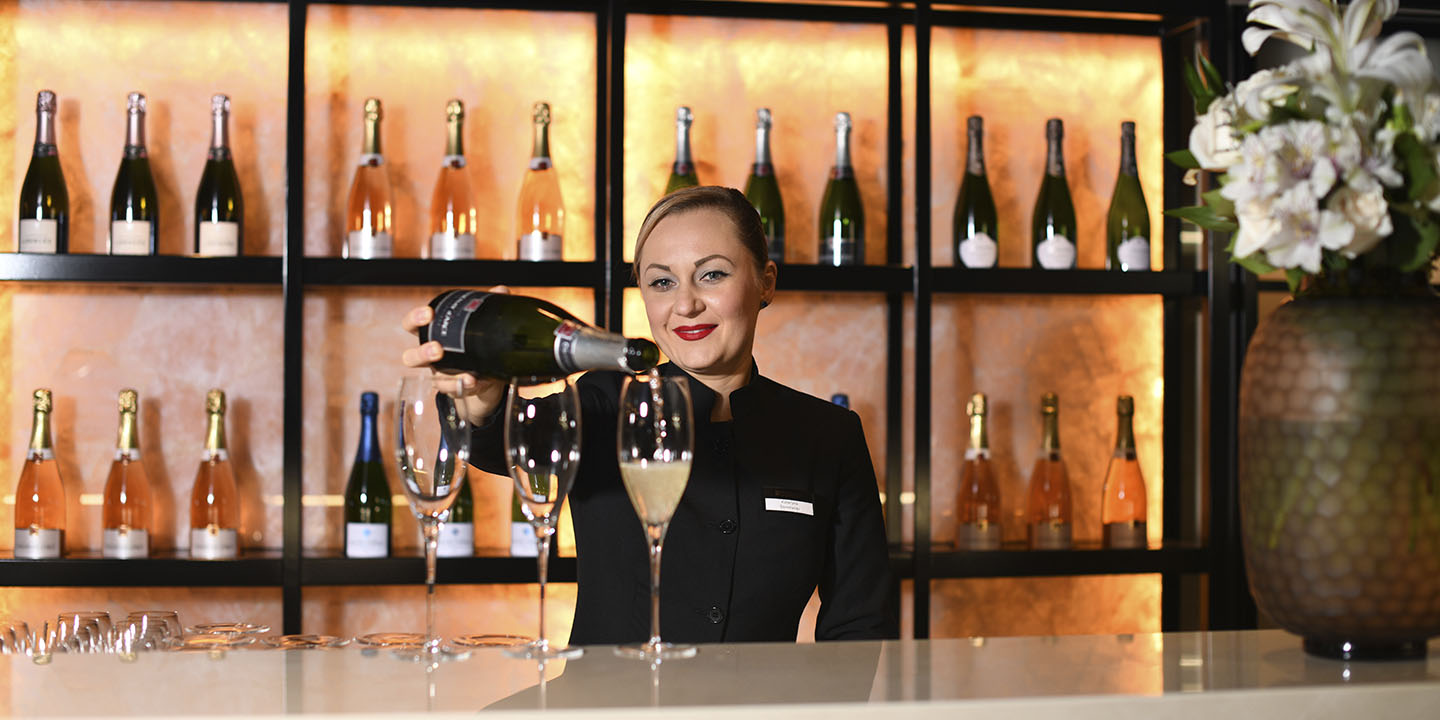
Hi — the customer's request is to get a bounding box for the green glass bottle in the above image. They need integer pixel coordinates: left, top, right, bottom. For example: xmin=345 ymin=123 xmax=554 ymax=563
xmin=819 ymin=111 xmax=864 ymax=266
xmin=110 ymin=92 xmax=158 ymax=256
xmin=436 ymin=431 xmax=474 ymax=557
xmin=1031 ymin=118 xmax=1077 ymax=270
xmin=18 ymin=90 xmax=69 ymax=254
xmin=744 ymin=108 xmax=785 ymax=263
xmin=953 ymin=115 xmax=998 ymax=268
xmin=194 ymin=94 xmax=244 ymax=256
xmin=343 ymin=391 xmax=392 ymax=558
xmin=510 ymin=490 xmax=538 ymax=557
xmin=1106 ymin=121 xmax=1151 ymax=271
xmin=664 ymin=106 xmax=698 ymax=195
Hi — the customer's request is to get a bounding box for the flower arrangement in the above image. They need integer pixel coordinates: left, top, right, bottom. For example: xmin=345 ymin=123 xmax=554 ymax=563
xmin=1169 ymin=0 xmax=1440 ymax=291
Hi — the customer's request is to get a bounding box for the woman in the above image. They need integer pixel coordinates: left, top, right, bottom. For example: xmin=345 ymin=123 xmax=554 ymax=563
xmin=402 ymin=186 xmax=895 ymax=644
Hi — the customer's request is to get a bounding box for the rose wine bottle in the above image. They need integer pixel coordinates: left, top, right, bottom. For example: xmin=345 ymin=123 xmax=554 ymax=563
xmin=429 ymin=99 xmax=477 ymax=260
xmin=102 ymin=389 xmax=152 ymax=559
xmin=953 ymin=116 xmax=998 ymax=269
xmin=190 ymin=389 xmax=239 ymax=559
xmin=664 ymin=106 xmax=699 ymax=194
xmin=13 ymin=389 xmax=64 ymax=559
xmin=516 ymin=101 xmax=565 ymax=261
xmin=343 ymin=391 xmax=391 ymax=558
xmin=110 ymin=92 xmax=158 ymax=256
xmin=194 ymin=94 xmax=243 ymax=256
xmin=819 ymin=111 xmax=864 ymax=266
xmin=1031 ymin=118 xmax=1077 ymax=270
xmin=1106 ymin=121 xmax=1151 ymax=271
xmin=1101 ymin=395 xmax=1148 ymax=548
xmin=1025 ymin=392 xmax=1073 ymax=550
xmin=744 ymin=108 xmax=785 ymax=263
xmin=344 ymin=98 xmax=393 ymax=259
xmin=18 ymin=90 xmax=69 ymax=254
xmin=957 ymin=393 xmax=1002 ymax=550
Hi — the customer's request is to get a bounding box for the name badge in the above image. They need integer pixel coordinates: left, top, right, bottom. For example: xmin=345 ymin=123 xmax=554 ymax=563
xmin=764 ymin=488 xmax=815 ymax=516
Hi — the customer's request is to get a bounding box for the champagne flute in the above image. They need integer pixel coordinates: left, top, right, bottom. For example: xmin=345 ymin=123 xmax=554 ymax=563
xmin=615 ymin=374 xmax=696 ymax=660
xmin=503 ymin=378 xmax=583 ymax=660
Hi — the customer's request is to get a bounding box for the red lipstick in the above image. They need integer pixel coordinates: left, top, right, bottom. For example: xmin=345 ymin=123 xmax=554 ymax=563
xmin=674 ymin=324 xmax=716 ymax=341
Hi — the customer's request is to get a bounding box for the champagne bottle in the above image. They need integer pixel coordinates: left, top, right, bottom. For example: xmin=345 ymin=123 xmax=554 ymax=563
xmin=1025 ymin=392 xmax=1072 ymax=550
xmin=420 ymin=290 xmax=660 ymax=384
xmin=344 ymin=98 xmax=393 ymax=259
xmin=102 ymin=389 xmax=152 ymax=559
xmin=1106 ymin=121 xmax=1151 ymax=271
xmin=437 ymin=476 xmax=474 ymax=558
xmin=957 ymin=393 xmax=1001 ymax=550
xmin=510 ymin=491 xmax=538 ymax=557
xmin=953 ymin=116 xmax=998 ymax=269
xmin=516 ymin=101 xmax=565 ymax=262
xmin=1101 ymin=395 xmax=1148 ymax=548
xmin=819 ymin=111 xmax=864 ymax=267
xmin=429 ymin=99 xmax=477 ymax=261
xmin=110 ymin=92 xmax=158 ymax=256
xmin=744 ymin=108 xmax=785 ymax=263
xmin=664 ymin=106 xmax=698 ymax=194
xmin=194 ymin=94 xmax=244 ymax=256
xmin=13 ymin=389 xmax=64 ymax=559
xmin=1031 ymin=118 xmax=1077 ymax=270
xmin=18 ymin=90 xmax=69 ymax=254
xmin=343 ymin=391 xmax=391 ymax=558
xmin=190 ymin=389 xmax=239 ymax=559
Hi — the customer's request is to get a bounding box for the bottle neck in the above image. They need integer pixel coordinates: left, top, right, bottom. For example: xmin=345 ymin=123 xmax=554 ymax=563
xmin=674 ymin=120 xmax=693 ymax=170
xmin=754 ymin=123 xmax=772 ymax=169
xmin=362 ymin=115 xmax=382 ymax=157
xmin=117 ymin=410 xmax=139 ymax=451
xmin=1040 ymin=412 xmax=1061 ymax=454
xmin=1046 ymin=134 xmax=1065 ymax=177
xmin=531 ymin=119 xmax=549 ymax=162
xmin=447 ymin=115 xmax=465 ymax=158
xmin=1115 ymin=412 xmax=1136 ymax=456
xmin=357 ymin=411 xmax=380 ymax=462
xmin=35 ymin=106 xmax=57 ymax=152
xmin=206 ymin=411 xmax=227 ymax=452
xmin=30 ymin=407 xmax=52 ymax=452
xmin=968 ymin=412 xmax=988 ymax=452
xmin=966 ymin=125 xmax=985 ymax=176
xmin=210 ymin=108 xmax=230 ymax=151
xmin=126 ymin=110 xmax=147 ymax=151
xmin=834 ymin=125 xmax=852 ymax=173
xmin=1119 ymin=128 xmax=1137 ymax=177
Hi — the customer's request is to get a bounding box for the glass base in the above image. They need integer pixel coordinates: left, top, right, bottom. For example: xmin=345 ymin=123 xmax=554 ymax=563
xmin=614 ymin=642 xmax=697 ymax=661
xmin=355 ymin=632 xmax=426 ymax=649
xmin=504 ymin=639 xmax=584 ymax=660
xmin=453 ymin=634 xmax=533 ymax=648
xmin=1303 ymin=636 xmax=1429 ymax=661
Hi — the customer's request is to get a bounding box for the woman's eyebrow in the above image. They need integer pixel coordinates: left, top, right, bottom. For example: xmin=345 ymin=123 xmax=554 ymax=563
xmin=644 ymin=262 xmax=672 ymax=273
xmin=693 ymin=254 xmax=732 ymax=267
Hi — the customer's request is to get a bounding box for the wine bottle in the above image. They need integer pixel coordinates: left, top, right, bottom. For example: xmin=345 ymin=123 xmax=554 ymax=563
xmin=1101 ymin=395 xmax=1148 ymax=548
xmin=344 ymin=98 xmax=393 ymax=259
xmin=343 ymin=391 xmax=391 ymax=558
xmin=437 ymin=478 xmax=474 ymax=558
xmin=819 ymin=111 xmax=864 ymax=267
xmin=13 ymin=389 xmax=64 ymax=559
xmin=664 ymin=106 xmax=699 ymax=194
xmin=1031 ymin=118 xmax=1077 ymax=270
xmin=110 ymin=92 xmax=158 ymax=256
xmin=429 ymin=99 xmax=477 ymax=261
xmin=953 ymin=116 xmax=998 ymax=269
xmin=18 ymin=90 xmax=69 ymax=254
xmin=1106 ymin=121 xmax=1151 ymax=271
xmin=102 ymin=389 xmax=152 ymax=559
xmin=420 ymin=289 xmax=660 ymax=383
xmin=510 ymin=491 xmax=538 ymax=557
xmin=194 ymin=94 xmax=243 ymax=256
xmin=190 ymin=389 xmax=239 ymax=559
xmin=517 ymin=101 xmax=565 ymax=262
xmin=957 ymin=393 xmax=1001 ymax=550
xmin=1025 ymin=392 xmax=1072 ymax=550
xmin=744 ymin=108 xmax=785 ymax=263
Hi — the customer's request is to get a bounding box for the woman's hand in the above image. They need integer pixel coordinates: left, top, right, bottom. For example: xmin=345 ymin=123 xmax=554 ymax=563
xmin=401 ymin=286 xmax=510 ymax=426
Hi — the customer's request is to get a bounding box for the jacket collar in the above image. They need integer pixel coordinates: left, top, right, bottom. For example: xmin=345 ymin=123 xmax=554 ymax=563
xmin=657 ymin=360 xmax=769 ymax=424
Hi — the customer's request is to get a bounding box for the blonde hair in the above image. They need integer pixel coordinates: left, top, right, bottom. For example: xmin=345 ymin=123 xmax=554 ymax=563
xmin=633 ymin=186 xmax=770 ymax=282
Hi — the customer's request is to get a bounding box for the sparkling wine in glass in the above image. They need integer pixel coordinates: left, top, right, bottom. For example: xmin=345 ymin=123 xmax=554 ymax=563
xmin=616 ymin=374 xmax=696 ymax=660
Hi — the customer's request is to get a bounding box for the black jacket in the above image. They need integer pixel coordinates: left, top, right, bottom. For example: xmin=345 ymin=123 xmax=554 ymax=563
xmin=474 ymin=362 xmax=897 ymax=644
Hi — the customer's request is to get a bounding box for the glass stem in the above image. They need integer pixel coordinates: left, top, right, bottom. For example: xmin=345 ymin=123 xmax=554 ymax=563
xmin=535 ymin=528 xmax=553 ymax=648
xmin=648 ymin=527 xmax=664 ymax=649
xmin=422 ymin=518 xmax=440 ymax=648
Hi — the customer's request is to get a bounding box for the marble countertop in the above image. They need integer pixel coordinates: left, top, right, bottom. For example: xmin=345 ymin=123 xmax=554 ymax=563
xmin=2 ymin=630 xmax=1436 ymax=718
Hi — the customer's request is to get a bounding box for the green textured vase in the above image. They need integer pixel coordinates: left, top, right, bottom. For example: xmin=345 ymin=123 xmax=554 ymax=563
xmin=1238 ymin=270 xmax=1440 ymax=660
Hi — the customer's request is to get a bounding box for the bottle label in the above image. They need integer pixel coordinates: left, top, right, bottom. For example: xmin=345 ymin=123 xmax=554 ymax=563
xmin=959 ymin=232 xmax=997 ymax=269
xmin=345 ymin=523 xmax=389 ymax=558
xmin=430 ymin=290 xmax=488 ymax=353
xmin=518 ymin=231 xmax=563 ymax=261
xmin=529 ymin=157 xmax=552 ymax=171
xmin=18 ymin=219 xmax=58 ymax=253
xmin=359 ymin=153 xmax=384 ymax=167
xmin=13 ymin=528 xmax=63 ymax=559
xmin=443 ymin=154 xmax=466 ymax=168
xmin=346 ymin=230 xmax=392 ymax=259
xmin=114 ymin=448 xmax=141 ymax=461
xmin=1117 ymin=236 xmax=1150 ymax=271
xmin=436 ymin=521 xmax=475 ymax=557
xmin=1036 ymin=234 xmax=1075 ymax=270
xmin=511 ymin=522 xmax=539 ymax=557
xmin=1104 ymin=522 xmax=1148 ymax=549
xmin=822 ymin=236 xmax=857 ymax=266
xmin=552 ymin=320 xmax=587 ymax=375
xmin=1029 ymin=522 xmax=1072 ymax=550
xmin=191 ymin=527 xmax=239 ymax=559
xmin=430 ymin=232 xmax=476 ymax=261
xmin=198 ymin=221 xmax=240 ymax=256
xmin=103 ymin=528 xmax=150 ymax=558
xmin=963 ymin=448 xmax=990 ymax=461
xmin=957 ymin=522 xmax=1002 ymax=551
xmin=202 ymin=448 xmax=231 ymax=462
xmin=110 ymin=220 xmax=152 ymax=255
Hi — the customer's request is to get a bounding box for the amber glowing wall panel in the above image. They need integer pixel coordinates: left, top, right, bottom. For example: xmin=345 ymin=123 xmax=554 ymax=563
xmin=303 ymin=6 xmax=597 ymax=260
xmin=303 ymin=584 xmax=577 ymax=647
xmin=0 ymin=587 xmax=281 ymax=631
xmin=932 ymin=575 xmax=1162 ymax=638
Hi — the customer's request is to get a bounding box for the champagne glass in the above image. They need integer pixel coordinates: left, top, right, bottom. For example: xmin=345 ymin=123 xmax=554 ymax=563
xmin=396 ymin=373 xmax=472 ymax=656
xmin=615 ymin=374 xmax=696 ymax=660
xmin=503 ymin=378 xmax=583 ymax=660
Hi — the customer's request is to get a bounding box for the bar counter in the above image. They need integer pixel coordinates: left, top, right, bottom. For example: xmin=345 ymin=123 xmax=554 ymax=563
xmin=3 ymin=630 xmax=1436 ymax=718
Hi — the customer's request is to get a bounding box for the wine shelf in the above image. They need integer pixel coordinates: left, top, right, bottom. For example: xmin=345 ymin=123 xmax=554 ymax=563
xmin=0 ymin=255 xmax=282 ymax=285
xmin=0 ymin=551 xmax=284 ymax=587
xmin=302 ymin=258 xmax=605 ymax=288
xmin=300 ymin=554 xmax=578 ymax=585
xmin=927 ymin=543 xmax=1211 ymax=580
xmin=929 ymin=268 xmax=1206 ymax=297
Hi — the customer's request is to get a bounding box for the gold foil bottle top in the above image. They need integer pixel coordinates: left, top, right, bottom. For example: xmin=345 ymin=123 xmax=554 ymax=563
xmin=966 ymin=392 xmax=987 ymax=418
xmin=211 ymin=94 xmax=231 ymax=115
xmin=127 ymin=92 xmax=147 ymax=114
xmin=33 ymin=388 xmax=53 ymax=413
xmin=363 ymin=97 xmax=382 ymax=120
xmin=118 ymin=388 xmax=139 ymax=414
xmin=675 ymin=106 xmax=693 ymax=128
xmin=206 ymin=389 xmax=226 ymax=415
xmin=756 ymin=107 xmax=772 ymax=130
xmin=966 ymin=392 xmax=988 ymax=452
xmin=37 ymin=90 xmax=57 ymax=112
xmin=532 ymin=101 xmax=551 ymax=125
xmin=446 ymin=98 xmax=464 ymax=121
xmin=1040 ymin=392 xmax=1059 ymax=415
xmin=1117 ymin=394 xmax=1135 ymax=416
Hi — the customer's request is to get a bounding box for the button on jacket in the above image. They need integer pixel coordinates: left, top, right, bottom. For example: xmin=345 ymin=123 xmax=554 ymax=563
xmin=472 ymin=362 xmax=897 ymax=645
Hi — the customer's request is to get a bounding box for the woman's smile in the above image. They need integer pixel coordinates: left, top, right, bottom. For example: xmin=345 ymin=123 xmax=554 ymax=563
xmin=673 ymin=324 xmax=717 ymax=341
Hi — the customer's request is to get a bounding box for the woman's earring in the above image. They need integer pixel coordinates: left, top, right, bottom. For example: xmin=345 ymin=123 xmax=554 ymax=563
xmin=760 ymin=300 xmax=770 ymax=309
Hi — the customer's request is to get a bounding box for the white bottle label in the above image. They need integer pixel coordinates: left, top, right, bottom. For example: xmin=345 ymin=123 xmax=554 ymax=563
xmin=822 ymin=233 xmax=857 ymax=266
xmin=191 ymin=527 xmax=239 ymax=559
xmin=103 ymin=528 xmax=150 ymax=558
xmin=198 ymin=221 xmax=240 ymax=256
xmin=19 ymin=219 xmax=58 ymax=253
xmin=518 ymin=231 xmax=563 ymax=261
xmin=14 ymin=528 xmax=63 ymax=559
xmin=1117 ymin=236 xmax=1150 ymax=271
xmin=436 ymin=521 xmax=475 ymax=558
xmin=1030 ymin=522 xmax=1072 ymax=550
xmin=345 ymin=522 xmax=389 ymax=558
xmin=511 ymin=522 xmax=539 ymax=557
xmin=1036 ymin=234 xmax=1075 ymax=270
xmin=110 ymin=220 xmax=152 ymax=255
xmin=346 ymin=230 xmax=392 ymax=259
xmin=430 ymin=232 xmax=476 ymax=260
xmin=957 ymin=522 xmax=1002 ymax=551
xmin=115 ymin=448 xmax=141 ymax=461
xmin=959 ymin=232 xmax=997 ymax=268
